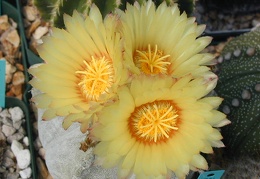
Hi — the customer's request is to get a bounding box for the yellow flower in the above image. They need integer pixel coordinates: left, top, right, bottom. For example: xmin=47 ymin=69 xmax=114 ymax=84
xmin=29 ymin=6 xmax=127 ymax=132
xmin=120 ymin=0 xmax=214 ymax=77
xmin=93 ymin=75 xmax=229 ymax=178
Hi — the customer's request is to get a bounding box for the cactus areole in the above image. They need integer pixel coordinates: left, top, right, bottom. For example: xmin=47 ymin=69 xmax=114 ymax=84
xmin=215 ymin=28 xmax=260 ymax=157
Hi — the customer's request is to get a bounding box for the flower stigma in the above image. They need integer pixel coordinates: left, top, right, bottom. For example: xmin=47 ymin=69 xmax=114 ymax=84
xmin=134 ymin=44 xmax=171 ymax=75
xmin=128 ymin=100 xmax=179 ymax=143
xmin=76 ymin=56 xmax=114 ymax=101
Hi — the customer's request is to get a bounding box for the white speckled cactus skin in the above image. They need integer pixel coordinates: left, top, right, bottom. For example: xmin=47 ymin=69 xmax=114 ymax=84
xmin=215 ymin=27 xmax=260 ymax=157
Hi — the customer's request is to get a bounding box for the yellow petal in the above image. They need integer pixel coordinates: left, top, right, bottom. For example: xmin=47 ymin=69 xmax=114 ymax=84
xmin=50 ymin=98 xmax=83 ymax=108
xmin=32 ymin=93 xmax=52 ymax=108
xmin=62 ymin=112 xmax=86 ymax=130
xmin=190 ymin=154 xmax=208 ymax=170
xmin=42 ymin=109 xmax=56 ymax=120
xmin=121 ymin=142 xmax=139 ymax=171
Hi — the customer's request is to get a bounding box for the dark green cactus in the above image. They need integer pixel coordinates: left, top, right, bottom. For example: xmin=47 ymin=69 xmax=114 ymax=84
xmin=34 ymin=0 xmax=119 ymax=28
xmin=215 ymin=27 xmax=260 ymax=157
xmin=33 ymin=0 xmax=195 ymax=28
xmin=175 ymin=0 xmax=194 ymax=15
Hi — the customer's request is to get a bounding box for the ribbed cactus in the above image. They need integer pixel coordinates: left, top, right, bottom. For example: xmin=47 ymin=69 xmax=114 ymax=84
xmin=33 ymin=0 xmax=195 ymax=28
xmin=215 ymin=27 xmax=260 ymax=157
xmin=33 ymin=0 xmax=93 ymax=28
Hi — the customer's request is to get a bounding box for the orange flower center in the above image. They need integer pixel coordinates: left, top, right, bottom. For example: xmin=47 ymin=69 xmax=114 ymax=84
xmin=76 ymin=56 xmax=114 ymax=101
xmin=128 ymin=100 xmax=179 ymax=143
xmin=133 ymin=44 xmax=170 ymax=75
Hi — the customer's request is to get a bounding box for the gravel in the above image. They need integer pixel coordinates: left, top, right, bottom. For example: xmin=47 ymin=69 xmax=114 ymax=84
xmin=193 ymin=0 xmax=260 ymax=32
xmin=0 ymin=106 xmax=32 ymax=179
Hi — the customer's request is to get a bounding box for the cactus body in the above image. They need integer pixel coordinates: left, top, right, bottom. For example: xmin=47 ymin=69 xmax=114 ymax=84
xmin=215 ymin=28 xmax=260 ymax=157
xmin=33 ymin=0 xmax=118 ymax=28
xmin=33 ymin=0 xmax=195 ymax=28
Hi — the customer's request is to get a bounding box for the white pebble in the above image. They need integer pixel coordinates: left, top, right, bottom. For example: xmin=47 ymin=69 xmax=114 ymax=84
xmin=0 ymin=108 xmax=11 ymax=119
xmin=2 ymin=118 xmax=13 ymax=126
xmin=4 ymin=149 xmax=15 ymax=159
xmin=9 ymin=167 xmax=15 ymax=173
xmin=33 ymin=26 xmax=49 ymax=40
xmin=0 ymin=130 xmax=6 ymax=141
xmin=2 ymin=157 xmax=15 ymax=168
xmin=17 ymin=149 xmax=31 ymax=169
xmin=19 ymin=167 xmax=32 ymax=178
xmin=7 ymin=132 xmax=24 ymax=143
xmin=13 ymin=120 xmax=22 ymax=130
xmin=22 ymin=6 xmax=38 ymax=21
xmin=6 ymin=173 xmax=19 ymax=179
xmin=23 ymin=136 xmax=29 ymax=146
xmin=18 ymin=126 xmax=26 ymax=135
xmin=38 ymin=147 xmax=46 ymax=160
xmin=9 ymin=107 xmax=24 ymax=123
xmin=11 ymin=140 xmax=24 ymax=157
xmin=2 ymin=125 xmax=16 ymax=137
xmin=34 ymin=137 xmax=42 ymax=150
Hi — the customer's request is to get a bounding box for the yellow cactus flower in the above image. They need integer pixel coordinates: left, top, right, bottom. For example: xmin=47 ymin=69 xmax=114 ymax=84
xmin=120 ymin=0 xmax=214 ymax=78
xmin=29 ymin=6 xmax=128 ymax=132
xmin=92 ymin=75 xmax=229 ymax=178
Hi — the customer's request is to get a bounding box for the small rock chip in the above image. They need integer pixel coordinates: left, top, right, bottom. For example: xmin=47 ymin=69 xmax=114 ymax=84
xmin=0 ymin=15 xmax=8 ymax=24
xmin=12 ymin=71 xmax=25 ymax=86
xmin=11 ymin=84 xmax=23 ymax=96
xmin=38 ymin=147 xmax=46 ymax=160
xmin=22 ymin=6 xmax=38 ymax=22
xmin=9 ymin=106 xmax=24 ymax=123
xmin=0 ymin=108 xmax=11 ymax=119
xmin=2 ymin=125 xmax=16 ymax=137
xmin=6 ymin=29 xmax=20 ymax=48
xmin=11 ymin=140 xmax=23 ymax=157
xmin=0 ymin=130 xmax=6 ymax=141
xmin=4 ymin=149 xmax=15 ymax=159
xmin=34 ymin=137 xmax=42 ymax=151
xmin=2 ymin=117 xmax=13 ymax=127
xmin=16 ymin=149 xmax=31 ymax=169
xmin=13 ymin=120 xmax=23 ymax=130
xmin=2 ymin=156 xmax=15 ymax=168
xmin=26 ymin=18 xmax=41 ymax=38
xmin=7 ymin=132 xmax=24 ymax=143
xmin=19 ymin=167 xmax=32 ymax=179
xmin=6 ymin=173 xmax=19 ymax=179
xmin=23 ymin=137 xmax=29 ymax=146
xmin=32 ymin=26 xmax=49 ymax=40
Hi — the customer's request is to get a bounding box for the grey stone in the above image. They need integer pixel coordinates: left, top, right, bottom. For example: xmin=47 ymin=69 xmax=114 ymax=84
xmin=2 ymin=125 xmax=16 ymax=137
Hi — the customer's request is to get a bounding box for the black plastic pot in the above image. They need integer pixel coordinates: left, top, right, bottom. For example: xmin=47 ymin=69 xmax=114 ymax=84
xmin=5 ymin=97 xmax=37 ymax=179
xmin=1 ymin=0 xmax=37 ymax=178
xmin=16 ymin=0 xmax=43 ymax=67
xmin=1 ymin=0 xmax=30 ymax=105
